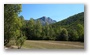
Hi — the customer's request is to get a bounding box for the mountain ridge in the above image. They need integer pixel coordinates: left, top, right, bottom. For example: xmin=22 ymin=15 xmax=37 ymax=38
xmin=37 ymin=16 xmax=56 ymax=25
xmin=25 ymin=16 xmax=56 ymax=25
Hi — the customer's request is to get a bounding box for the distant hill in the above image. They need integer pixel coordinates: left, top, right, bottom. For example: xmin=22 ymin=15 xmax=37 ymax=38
xmin=25 ymin=16 xmax=56 ymax=25
xmin=37 ymin=16 xmax=56 ymax=25
xmin=51 ymin=12 xmax=84 ymax=29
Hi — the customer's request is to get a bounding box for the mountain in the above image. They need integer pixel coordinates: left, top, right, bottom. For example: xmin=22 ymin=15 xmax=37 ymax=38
xmin=51 ymin=12 xmax=84 ymax=29
xmin=37 ymin=16 xmax=56 ymax=25
xmin=25 ymin=16 xmax=56 ymax=25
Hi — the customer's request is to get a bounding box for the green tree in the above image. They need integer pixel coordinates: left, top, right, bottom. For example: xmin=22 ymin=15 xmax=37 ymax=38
xmin=77 ymin=24 xmax=84 ymax=42
xmin=60 ymin=28 xmax=68 ymax=41
xmin=42 ymin=26 xmax=46 ymax=40
xmin=19 ymin=15 xmax=26 ymax=36
xmin=49 ymin=26 xmax=56 ymax=40
xmin=15 ymin=16 xmax=26 ymax=49
xmin=4 ymin=4 xmax=22 ymax=45
xmin=68 ymin=29 xmax=79 ymax=41
xmin=35 ymin=20 xmax=42 ymax=39
xmin=55 ymin=27 xmax=62 ymax=40
xmin=27 ymin=18 xmax=35 ymax=39
xmin=15 ymin=31 xmax=26 ymax=49
xmin=19 ymin=15 xmax=26 ymax=26
xmin=45 ymin=22 xmax=50 ymax=40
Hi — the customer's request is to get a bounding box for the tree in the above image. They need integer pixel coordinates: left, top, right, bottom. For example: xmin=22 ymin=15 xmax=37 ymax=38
xmin=76 ymin=24 xmax=84 ymax=42
xmin=27 ymin=18 xmax=35 ymax=39
xmin=41 ymin=26 xmax=46 ymax=40
xmin=49 ymin=26 xmax=56 ymax=40
xmin=15 ymin=31 xmax=26 ymax=49
xmin=19 ymin=15 xmax=26 ymax=37
xmin=59 ymin=28 xmax=68 ymax=41
xmin=35 ymin=20 xmax=42 ymax=39
xmin=15 ymin=16 xmax=26 ymax=49
xmin=19 ymin=15 xmax=25 ymax=27
xmin=55 ymin=27 xmax=62 ymax=40
xmin=4 ymin=4 xmax=26 ymax=49
xmin=68 ymin=29 xmax=79 ymax=41
xmin=44 ymin=22 xmax=50 ymax=40
xmin=4 ymin=4 xmax=22 ymax=45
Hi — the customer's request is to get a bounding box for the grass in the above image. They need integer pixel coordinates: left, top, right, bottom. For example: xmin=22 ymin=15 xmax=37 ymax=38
xmin=22 ymin=40 xmax=84 ymax=49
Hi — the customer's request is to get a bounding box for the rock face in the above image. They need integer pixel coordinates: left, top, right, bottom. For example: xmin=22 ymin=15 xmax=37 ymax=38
xmin=38 ymin=16 xmax=56 ymax=25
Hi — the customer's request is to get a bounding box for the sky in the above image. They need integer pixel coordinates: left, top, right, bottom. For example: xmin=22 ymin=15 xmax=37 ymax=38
xmin=19 ymin=4 xmax=84 ymax=21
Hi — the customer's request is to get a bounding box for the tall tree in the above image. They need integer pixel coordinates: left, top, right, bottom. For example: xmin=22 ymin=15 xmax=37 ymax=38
xmin=45 ymin=22 xmax=50 ymax=40
xmin=60 ymin=28 xmax=68 ymax=41
xmin=27 ymin=18 xmax=35 ymax=39
xmin=55 ymin=27 xmax=62 ymax=40
xmin=68 ymin=29 xmax=79 ymax=41
xmin=77 ymin=24 xmax=84 ymax=42
xmin=35 ymin=20 xmax=42 ymax=39
xmin=15 ymin=16 xmax=26 ymax=49
xmin=49 ymin=26 xmax=55 ymax=40
xmin=4 ymin=4 xmax=22 ymax=45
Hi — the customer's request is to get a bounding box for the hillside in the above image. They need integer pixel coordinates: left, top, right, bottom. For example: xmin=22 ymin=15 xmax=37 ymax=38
xmin=51 ymin=12 xmax=84 ymax=29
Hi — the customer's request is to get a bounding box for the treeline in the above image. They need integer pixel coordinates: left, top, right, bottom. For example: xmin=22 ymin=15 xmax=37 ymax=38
xmin=25 ymin=16 xmax=84 ymax=42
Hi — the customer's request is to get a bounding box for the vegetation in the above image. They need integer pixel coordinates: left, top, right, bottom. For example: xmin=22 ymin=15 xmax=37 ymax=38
xmin=51 ymin=12 xmax=84 ymax=42
xmin=4 ymin=4 xmax=84 ymax=49
xmin=25 ymin=12 xmax=84 ymax=42
xmin=4 ymin=4 xmax=26 ymax=49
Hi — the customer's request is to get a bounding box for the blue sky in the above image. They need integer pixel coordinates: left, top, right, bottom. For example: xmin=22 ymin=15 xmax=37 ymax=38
xmin=19 ymin=4 xmax=84 ymax=21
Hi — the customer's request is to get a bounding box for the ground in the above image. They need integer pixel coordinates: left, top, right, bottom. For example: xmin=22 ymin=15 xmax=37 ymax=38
xmin=23 ymin=40 xmax=84 ymax=49
xmin=5 ymin=40 xmax=84 ymax=49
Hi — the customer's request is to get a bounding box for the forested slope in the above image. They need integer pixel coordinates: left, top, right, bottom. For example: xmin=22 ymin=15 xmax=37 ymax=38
xmin=52 ymin=12 xmax=84 ymax=29
xmin=51 ymin=12 xmax=84 ymax=41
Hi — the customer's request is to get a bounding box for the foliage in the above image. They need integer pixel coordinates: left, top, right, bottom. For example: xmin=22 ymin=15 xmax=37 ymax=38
xmin=35 ymin=20 xmax=42 ymax=39
xmin=25 ymin=12 xmax=84 ymax=42
xmin=4 ymin=4 xmax=26 ymax=49
xmin=16 ymin=31 xmax=26 ymax=49
xmin=76 ymin=24 xmax=84 ymax=42
xmin=59 ymin=28 xmax=68 ymax=41
xmin=4 ymin=4 xmax=22 ymax=45
xmin=68 ymin=29 xmax=79 ymax=41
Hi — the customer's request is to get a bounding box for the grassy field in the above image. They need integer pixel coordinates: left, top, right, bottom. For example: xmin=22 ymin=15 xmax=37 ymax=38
xmin=22 ymin=40 xmax=84 ymax=49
